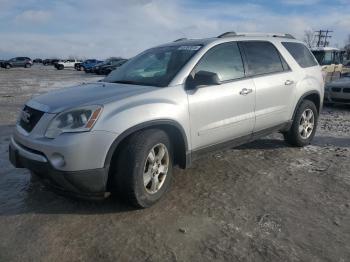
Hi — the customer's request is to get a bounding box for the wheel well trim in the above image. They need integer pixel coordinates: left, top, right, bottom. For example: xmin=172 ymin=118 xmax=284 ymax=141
xmin=104 ymin=119 xmax=189 ymax=169
xmin=292 ymin=90 xmax=321 ymax=120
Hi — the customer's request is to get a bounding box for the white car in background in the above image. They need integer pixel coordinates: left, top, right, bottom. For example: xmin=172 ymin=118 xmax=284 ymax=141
xmin=55 ymin=59 xmax=81 ymax=70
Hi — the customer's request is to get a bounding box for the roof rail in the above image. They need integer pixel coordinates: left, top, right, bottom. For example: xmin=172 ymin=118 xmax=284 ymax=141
xmin=275 ymin=33 xmax=295 ymax=39
xmin=238 ymin=32 xmax=295 ymax=39
xmin=217 ymin=31 xmax=237 ymax=38
xmin=217 ymin=32 xmax=295 ymax=39
xmin=173 ymin=38 xmax=187 ymax=42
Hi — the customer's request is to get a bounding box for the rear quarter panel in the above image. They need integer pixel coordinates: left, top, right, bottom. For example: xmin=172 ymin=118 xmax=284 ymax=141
xmin=289 ymin=66 xmax=324 ymax=119
xmin=274 ymin=40 xmax=324 ymax=119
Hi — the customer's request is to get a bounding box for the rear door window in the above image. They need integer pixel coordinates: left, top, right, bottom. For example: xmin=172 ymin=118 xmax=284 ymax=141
xmin=282 ymin=42 xmax=318 ymax=68
xmin=240 ymin=41 xmax=285 ymax=76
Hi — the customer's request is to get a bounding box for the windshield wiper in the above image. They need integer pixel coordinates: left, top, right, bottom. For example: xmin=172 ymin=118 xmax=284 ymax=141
xmin=112 ymin=80 xmax=160 ymax=87
xmin=112 ymin=80 xmax=141 ymax=85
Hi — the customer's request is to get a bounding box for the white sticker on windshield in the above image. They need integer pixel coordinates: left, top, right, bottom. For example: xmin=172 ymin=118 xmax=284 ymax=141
xmin=178 ymin=46 xmax=201 ymax=51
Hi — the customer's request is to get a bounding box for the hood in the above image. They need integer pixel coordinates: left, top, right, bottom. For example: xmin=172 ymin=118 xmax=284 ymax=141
xmin=28 ymin=82 xmax=157 ymax=113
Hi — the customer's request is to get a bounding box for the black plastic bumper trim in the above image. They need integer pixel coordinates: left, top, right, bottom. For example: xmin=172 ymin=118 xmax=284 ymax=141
xmin=9 ymin=144 xmax=109 ymax=200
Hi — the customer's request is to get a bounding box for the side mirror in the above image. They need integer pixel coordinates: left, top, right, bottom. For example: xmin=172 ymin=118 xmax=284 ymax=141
xmin=186 ymin=71 xmax=220 ymax=90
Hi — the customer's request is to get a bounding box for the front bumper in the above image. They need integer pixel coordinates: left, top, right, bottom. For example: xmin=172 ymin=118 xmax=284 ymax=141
xmin=9 ymin=137 xmax=109 ymax=199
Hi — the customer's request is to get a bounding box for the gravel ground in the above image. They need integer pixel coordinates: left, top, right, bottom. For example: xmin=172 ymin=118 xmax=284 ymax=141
xmin=0 ymin=66 xmax=349 ymax=262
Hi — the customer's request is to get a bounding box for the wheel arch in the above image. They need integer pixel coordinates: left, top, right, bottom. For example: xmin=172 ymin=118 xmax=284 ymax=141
xmin=104 ymin=119 xmax=190 ymax=174
xmin=292 ymin=90 xmax=321 ymax=121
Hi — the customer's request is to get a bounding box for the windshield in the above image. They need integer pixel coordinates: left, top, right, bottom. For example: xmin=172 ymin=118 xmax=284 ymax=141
xmin=104 ymin=45 xmax=202 ymax=87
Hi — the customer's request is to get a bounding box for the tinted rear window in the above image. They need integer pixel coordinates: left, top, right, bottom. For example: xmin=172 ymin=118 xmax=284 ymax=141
xmin=282 ymin=42 xmax=318 ymax=68
xmin=240 ymin=41 xmax=286 ymax=76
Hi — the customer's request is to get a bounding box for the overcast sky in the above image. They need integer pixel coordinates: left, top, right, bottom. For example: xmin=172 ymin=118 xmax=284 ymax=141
xmin=0 ymin=0 xmax=349 ymax=59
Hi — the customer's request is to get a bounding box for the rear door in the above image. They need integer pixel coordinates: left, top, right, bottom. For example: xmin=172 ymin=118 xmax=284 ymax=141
xmin=239 ymin=41 xmax=296 ymax=132
xmin=187 ymin=42 xmax=256 ymax=150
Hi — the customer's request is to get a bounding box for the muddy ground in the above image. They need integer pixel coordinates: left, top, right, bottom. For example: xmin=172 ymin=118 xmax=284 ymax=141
xmin=0 ymin=66 xmax=349 ymax=262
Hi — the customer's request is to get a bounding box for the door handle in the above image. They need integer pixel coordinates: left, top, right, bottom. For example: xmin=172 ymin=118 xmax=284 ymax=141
xmin=239 ymin=88 xmax=253 ymax=95
xmin=285 ymin=80 xmax=294 ymax=86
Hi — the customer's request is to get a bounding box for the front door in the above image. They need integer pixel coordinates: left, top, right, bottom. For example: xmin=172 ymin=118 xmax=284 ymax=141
xmin=187 ymin=42 xmax=255 ymax=150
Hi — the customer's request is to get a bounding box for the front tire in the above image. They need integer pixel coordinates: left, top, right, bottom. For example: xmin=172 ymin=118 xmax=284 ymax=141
xmin=112 ymin=129 xmax=173 ymax=208
xmin=284 ymin=100 xmax=318 ymax=147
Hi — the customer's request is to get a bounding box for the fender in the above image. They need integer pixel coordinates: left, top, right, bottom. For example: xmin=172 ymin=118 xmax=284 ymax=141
xmin=104 ymin=119 xmax=189 ymax=169
xmin=291 ymin=90 xmax=321 ymax=121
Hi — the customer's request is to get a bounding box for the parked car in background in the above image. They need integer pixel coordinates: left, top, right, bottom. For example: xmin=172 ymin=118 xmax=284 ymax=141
xmin=76 ymin=59 xmax=102 ymax=71
xmin=97 ymin=59 xmax=128 ymax=75
xmin=88 ymin=61 xmax=105 ymax=74
xmin=33 ymin=58 xmax=43 ymax=63
xmin=54 ymin=59 xmax=82 ymax=70
xmin=1 ymin=57 xmax=33 ymax=69
xmin=43 ymin=59 xmax=59 ymax=66
xmin=84 ymin=60 xmax=104 ymax=73
xmin=90 ymin=57 xmax=125 ymax=74
xmin=341 ymin=60 xmax=350 ymax=75
xmin=9 ymin=32 xmax=324 ymax=207
xmin=324 ymin=74 xmax=350 ymax=104
xmin=74 ymin=61 xmax=82 ymax=70
xmin=0 ymin=60 xmax=4 ymax=68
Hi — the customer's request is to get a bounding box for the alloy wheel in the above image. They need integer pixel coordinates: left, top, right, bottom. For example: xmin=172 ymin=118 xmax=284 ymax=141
xmin=299 ymin=108 xmax=314 ymax=139
xmin=143 ymin=143 xmax=169 ymax=194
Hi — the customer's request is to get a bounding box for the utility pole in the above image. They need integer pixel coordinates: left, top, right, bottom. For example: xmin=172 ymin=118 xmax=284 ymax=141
xmin=315 ymin=30 xmax=333 ymax=47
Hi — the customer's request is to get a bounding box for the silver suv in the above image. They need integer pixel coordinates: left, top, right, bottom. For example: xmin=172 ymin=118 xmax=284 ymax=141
xmin=9 ymin=32 xmax=324 ymax=207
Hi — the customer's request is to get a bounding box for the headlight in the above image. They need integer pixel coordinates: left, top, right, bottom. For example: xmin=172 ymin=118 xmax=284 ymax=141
xmin=45 ymin=105 xmax=102 ymax=138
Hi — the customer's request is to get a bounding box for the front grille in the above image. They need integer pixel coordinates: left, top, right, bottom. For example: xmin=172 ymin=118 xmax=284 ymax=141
xmin=332 ymin=87 xmax=341 ymax=92
xmin=343 ymin=88 xmax=350 ymax=93
xmin=19 ymin=105 xmax=44 ymax=132
xmin=332 ymin=98 xmax=350 ymax=103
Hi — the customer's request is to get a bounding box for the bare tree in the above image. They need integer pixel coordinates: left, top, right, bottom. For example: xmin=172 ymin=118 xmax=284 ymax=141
xmin=303 ymin=30 xmax=315 ymax=48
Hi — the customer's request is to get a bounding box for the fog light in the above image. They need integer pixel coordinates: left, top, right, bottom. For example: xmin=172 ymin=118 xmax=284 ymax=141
xmin=50 ymin=153 xmax=65 ymax=168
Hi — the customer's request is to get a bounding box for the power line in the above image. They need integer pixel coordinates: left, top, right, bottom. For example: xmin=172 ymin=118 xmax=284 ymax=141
xmin=315 ymin=30 xmax=333 ymax=47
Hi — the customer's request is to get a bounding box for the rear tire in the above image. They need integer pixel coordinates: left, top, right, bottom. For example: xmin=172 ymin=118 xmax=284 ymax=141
xmin=25 ymin=63 xmax=31 ymax=68
xmin=284 ymin=100 xmax=318 ymax=147
xmin=5 ymin=64 xmax=10 ymax=69
xmin=112 ymin=129 xmax=173 ymax=208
